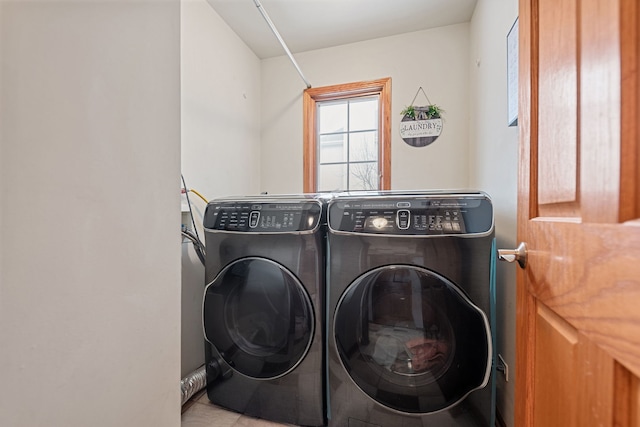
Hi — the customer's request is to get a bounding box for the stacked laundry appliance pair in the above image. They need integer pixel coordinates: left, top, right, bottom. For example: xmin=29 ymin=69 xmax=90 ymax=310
xmin=202 ymin=191 xmax=496 ymax=427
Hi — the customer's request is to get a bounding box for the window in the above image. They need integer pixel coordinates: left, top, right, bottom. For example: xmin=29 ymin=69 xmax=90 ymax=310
xmin=303 ymin=78 xmax=391 ymax=193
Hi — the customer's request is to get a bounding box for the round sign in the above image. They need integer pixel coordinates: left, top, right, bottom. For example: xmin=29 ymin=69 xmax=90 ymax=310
xmin=400 ymin=104 xmax=444 ymax=147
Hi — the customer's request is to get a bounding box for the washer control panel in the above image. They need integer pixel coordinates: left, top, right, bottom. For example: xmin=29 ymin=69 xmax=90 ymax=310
xmin=329 ymin=196 xmax=492 ymax=235
xmin=204 ymin=201 xmax=322 ymax=232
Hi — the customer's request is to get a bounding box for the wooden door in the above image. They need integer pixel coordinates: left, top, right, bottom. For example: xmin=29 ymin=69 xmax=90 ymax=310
xmin=515 ymin=0 xmax=640 ymax=425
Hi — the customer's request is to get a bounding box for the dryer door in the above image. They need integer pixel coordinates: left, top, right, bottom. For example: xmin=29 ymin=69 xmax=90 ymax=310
xmin=334 ymin=265 xmax=491 ymax=414
xmin=204 ymin=257 xmax=314 ymax=379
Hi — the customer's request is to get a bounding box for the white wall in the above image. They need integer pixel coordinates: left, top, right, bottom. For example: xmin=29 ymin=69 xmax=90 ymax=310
xmin=260 ymin=24 xmax=471 ymax=193
xmin=181 ymin=0 xmax=262 ymax=201
xmin=0 ymin=2 xmax=181 ymax=426
xmin=469 ymin=0 xmax=519 ymax=425
xmin=180 ymin=0 xmax=262 ymax=377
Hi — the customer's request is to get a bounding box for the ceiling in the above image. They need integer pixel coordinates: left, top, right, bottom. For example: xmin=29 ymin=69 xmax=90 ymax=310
xmin=206 ymin=0 xmax=478 ymax=59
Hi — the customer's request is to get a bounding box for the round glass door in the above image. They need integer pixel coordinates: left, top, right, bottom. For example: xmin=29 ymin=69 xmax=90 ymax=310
xmin=334 ymin=265 xmax=491 ymax=413
xmin=204 ymin=257 xmax=314 ymax=379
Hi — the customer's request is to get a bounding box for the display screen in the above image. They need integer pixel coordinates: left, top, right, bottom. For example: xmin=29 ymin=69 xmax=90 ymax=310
xmin=204 ymin=201 xmax=322 ymax=232
xmin=328 ymin=197 xmax=492 ymax=235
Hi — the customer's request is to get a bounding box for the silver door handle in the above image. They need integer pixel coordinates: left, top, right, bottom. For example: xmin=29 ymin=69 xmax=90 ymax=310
xmin=498 ymin=242 xmax=528 ymax=268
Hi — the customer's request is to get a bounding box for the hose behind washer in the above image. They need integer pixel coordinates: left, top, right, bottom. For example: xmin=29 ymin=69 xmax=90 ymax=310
xmin=181 ymin=365 xmax=207 ymax=405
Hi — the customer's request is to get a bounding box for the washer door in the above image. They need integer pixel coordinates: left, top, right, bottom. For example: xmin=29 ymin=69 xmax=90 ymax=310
xmin=334 ymin=265 xmax=491 ymax=413
xmin=204 ymin=257 xmax=314 ymax=379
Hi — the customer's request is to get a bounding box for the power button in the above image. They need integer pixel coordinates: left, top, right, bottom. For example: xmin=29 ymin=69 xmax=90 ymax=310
xmin=249 ymin=211 xmax=260 ymax=228
xmin=396 ymin=209 xmax=410 ymax=230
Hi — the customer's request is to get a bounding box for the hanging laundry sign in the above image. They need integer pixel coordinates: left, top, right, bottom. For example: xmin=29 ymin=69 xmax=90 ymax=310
xmin=400 ymin=88 xmax=444 ymax=147
xmin=400 ymin=117 xmax=442 ymax=138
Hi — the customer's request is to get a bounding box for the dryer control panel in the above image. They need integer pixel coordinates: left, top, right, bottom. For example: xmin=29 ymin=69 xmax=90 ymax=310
xmin=329 ymin=196 xmax=493 ymax=235
xmin=204 ymin=201 xmax=322 ymax=232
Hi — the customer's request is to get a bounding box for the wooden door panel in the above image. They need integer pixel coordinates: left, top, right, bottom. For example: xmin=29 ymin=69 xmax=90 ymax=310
xmin=532 ymin=303 xmax=621 ymax=427
xmin=575 ymin=336 xmax=615 ymax=427
xmin=537 ymin=0 xmax=578 ymax=207
xmin=533 ymin=303 xmax=578 ymax=427
xmin=517 ymin=0 xmax=640 ymax=425
xmin=580 ymin=0 xmax=626 ymax=223
xmin=619 ymin=0 xmax=640 ymax=219
xmin=526 ymin=220 xmax=640 ymax=377
xmin=613 ymin=364 xmax=640 ymax=427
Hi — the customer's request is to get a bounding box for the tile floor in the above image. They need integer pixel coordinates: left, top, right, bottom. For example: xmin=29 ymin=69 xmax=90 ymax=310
xmin=182 ymin=390 xmax=502 ymax=427
xmin=181 ymin=390 xmax=296 ymax=427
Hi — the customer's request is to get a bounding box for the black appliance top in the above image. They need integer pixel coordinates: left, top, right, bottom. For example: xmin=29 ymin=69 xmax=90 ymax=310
xmin=328 ymin=191 xmax=493 ymax=236
xmin=203 ymin=195 xmax=328 ymax=233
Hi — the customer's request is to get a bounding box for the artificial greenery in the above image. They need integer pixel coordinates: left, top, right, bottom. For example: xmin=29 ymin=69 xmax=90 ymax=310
xmin=400 ymin=105 xmax=417 ymax=119
xmin=401 ymin=104 xmax=444 ymax=120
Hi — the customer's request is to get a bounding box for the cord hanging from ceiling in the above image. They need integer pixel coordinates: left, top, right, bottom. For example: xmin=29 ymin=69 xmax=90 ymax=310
xmin=253 ymin=0 xmax=312 ymax=89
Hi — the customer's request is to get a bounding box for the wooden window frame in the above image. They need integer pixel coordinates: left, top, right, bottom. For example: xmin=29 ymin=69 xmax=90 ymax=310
xmin=303 ymin=78 xmax=391 ymax=193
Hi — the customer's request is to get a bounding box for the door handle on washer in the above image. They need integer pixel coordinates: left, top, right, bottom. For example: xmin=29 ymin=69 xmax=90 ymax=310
xmin=498 ymin=242 xmax=528 ymax=269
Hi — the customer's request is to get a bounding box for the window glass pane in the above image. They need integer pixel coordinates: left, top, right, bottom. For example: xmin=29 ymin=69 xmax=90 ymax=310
xmin=318 ymin=163 xmax=347 ymax=192
xmin=349 ymin=131 xmax=378 ymax=162
xmin=315 ymin=93 xmax=382 ymax=192
xmin=349 ymin=162 xmax=378 ymax=191
xmin=349 ymin=97 xmax=378 ymax=131
xmin=318 ymin=102 xmax=347 ymax=134
xmin=319 ymin=134 xmax=347 ymax=163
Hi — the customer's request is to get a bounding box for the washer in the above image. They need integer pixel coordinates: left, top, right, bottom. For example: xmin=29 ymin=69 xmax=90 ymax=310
xmin=327 ymin=191 xmax=495 ymax=427
xmin=202 ymin=194 xmax=328 ymax=426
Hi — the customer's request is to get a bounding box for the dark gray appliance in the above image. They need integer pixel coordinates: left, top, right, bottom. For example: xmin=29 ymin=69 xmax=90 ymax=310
xmin=327 ymin=191 xmax=495 ymax=427
xmin=202 ymin=194 xmax=328 ymax=426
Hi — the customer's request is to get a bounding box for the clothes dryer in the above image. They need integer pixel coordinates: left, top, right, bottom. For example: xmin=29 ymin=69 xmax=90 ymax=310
xmin=202 ymin=194 xmax=328 ymax=426
xmin=327 ymin=191 xmax=495 ymax=427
